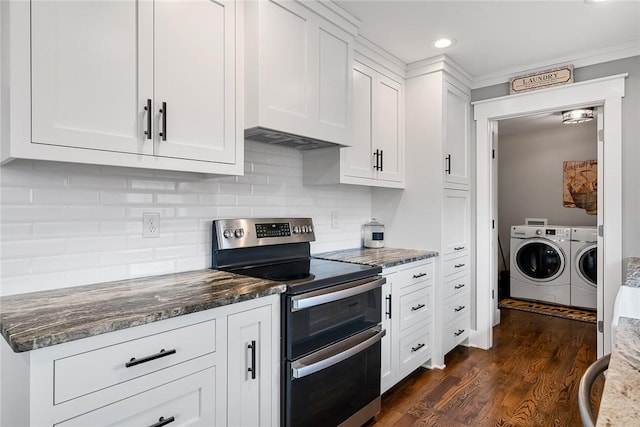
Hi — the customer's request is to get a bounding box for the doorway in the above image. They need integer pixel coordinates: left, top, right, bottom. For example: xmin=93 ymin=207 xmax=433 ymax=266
xmin=471 ymin=74 xmax=626 ymax=357
xmin=496 ymin=111 xmax=598 ymax=314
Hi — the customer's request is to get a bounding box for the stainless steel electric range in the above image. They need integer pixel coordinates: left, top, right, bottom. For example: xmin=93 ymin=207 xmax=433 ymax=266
xmin=212 ymin=218 xmax=385 ymax=427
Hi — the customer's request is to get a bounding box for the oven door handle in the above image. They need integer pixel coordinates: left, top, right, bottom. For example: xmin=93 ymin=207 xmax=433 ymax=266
xmin=291 ymin=326 xmax=386 ymax=379
xmin=291 ymin=276 xmax=385 ymax=312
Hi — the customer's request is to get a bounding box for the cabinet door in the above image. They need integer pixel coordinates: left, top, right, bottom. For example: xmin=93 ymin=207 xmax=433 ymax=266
xmin=154 ymin=0 xmax=236 ymax=164
xmin=374 ymin=74 xmax=403 ymax=183
xmin=443 ymin=189 xmax=471 ymax=256
xmin=443 ymin=81 xmax=470 ymax=186
xmin=380 ymin=280 xmax=393 ymax=393
xmin=227 ymin=305 xmax=273 ymax=427
xmin=31 ymin=0 xmax=153 ymax=155
xmin=343 ymin=61 xmax=375 ymax=180
xmin=251 ymin=0 xmax=352 ymax=145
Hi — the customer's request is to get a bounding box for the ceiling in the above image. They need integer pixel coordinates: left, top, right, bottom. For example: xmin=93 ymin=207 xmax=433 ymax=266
xmin=334 ymin=0 xmax=640 ymax=86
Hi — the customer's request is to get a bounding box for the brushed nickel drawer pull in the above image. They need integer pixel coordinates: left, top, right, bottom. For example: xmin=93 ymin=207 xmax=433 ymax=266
xmin=411 ymin=343 xmax=425 ymax=352
xmin=411 ymin=303 xmax=426 ymax=311
xmin=125 ymin=348 xmax=176 ymax=368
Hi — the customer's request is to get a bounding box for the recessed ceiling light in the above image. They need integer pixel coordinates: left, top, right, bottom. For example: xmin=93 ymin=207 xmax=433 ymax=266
xmin=585 ymin=0 xmax=607 ymax=4
xmin=433 ymin=38 xmax=455 ymax=49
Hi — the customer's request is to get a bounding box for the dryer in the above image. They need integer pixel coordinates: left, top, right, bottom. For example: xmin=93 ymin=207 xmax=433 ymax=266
xmin=510 ymin=225 xmax=571 ymax=305
xmin=571 ymin=226 xmax=597 ymax=310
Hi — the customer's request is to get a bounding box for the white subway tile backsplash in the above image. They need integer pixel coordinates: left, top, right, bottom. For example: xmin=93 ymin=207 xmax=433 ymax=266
xmin=1 ymin=187 xmax=33 ymax=204
xmin=1 ymin=239 xmax=66 ymax=259
xmin=32 ymin=188 xmax=99 ymax=205
xmin=130 ymin=179 xmax=177 ymax=191
xmin=156 ymin=193 xmax=199 ymax=205
xmin=100 ymin=191 xmax=154 ymax=205
xmin=2 ymin=206 xmax=66 ymax=222
xmin=0 ymin=143 xmax=371 ymax=295
xmin=128 ymin=260 xmax=175 ymax=277
xmin=31 ymin=253 xmax=100 ymax=274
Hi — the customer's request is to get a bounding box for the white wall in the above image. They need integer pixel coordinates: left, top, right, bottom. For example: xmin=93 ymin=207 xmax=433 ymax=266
xmin=472 ymin=56 xmax=640 ymax=259
xmin=0 ymin=142 xmax=372 ymax=296
xmin=498 ymin=117 xmax=598 ymax=265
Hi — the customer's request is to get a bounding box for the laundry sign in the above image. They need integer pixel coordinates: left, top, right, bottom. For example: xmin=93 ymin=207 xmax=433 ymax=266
xmin=510 ymin=65 xmax=574 ymax=94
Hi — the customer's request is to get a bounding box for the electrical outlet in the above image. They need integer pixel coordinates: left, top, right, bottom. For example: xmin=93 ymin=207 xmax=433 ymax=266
xmin=143 ymin=213 xmax=160 ymax=238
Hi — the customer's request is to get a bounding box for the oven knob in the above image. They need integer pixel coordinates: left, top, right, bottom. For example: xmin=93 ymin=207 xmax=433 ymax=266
xmin=223 ymin=229 xmax=233 ymax=239
xmin=293 ymin=226 xmax=300 ymax=234
xmin=234 ymin=228 xmax=244 ymax=238
xmin=308 ymin=225 xmax=313 ymax=233
xmin=536 ymin=229 xmax=543 ymax=236
xmin=302 ymin=226 xmax=308 ymax=233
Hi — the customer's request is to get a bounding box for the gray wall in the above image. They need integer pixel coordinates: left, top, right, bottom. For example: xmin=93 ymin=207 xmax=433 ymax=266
xmin=472 ymin=56 xmax=640 ymax=259
xmin=497 ymin=117 xmax=598 ymax=269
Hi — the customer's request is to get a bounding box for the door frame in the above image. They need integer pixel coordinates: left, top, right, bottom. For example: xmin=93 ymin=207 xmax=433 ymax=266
xmin=471 ymin=74 xmax=626 ymax=357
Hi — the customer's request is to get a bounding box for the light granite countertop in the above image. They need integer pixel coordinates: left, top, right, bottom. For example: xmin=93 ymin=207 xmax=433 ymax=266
xmin=596 ymin=316 xmax=640 ymax=426
xmin=314 ymin=247 xmax=438 ymax=269
xmin=0 ymin=269 xmax=285 ymax=353
xmin=623 ymin=257 xmax=640 ymax=287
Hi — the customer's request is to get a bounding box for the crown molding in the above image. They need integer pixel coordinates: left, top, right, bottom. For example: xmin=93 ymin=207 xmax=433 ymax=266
xmin=471 ymin=41 xmax=640 ymax=89
xmin=405 ymin=55 xmax=473 ymax=89
xmin=353 ymin=36 xmax=407 ymax=81
xmin=303 ymin=0 xmax=360 ymax=36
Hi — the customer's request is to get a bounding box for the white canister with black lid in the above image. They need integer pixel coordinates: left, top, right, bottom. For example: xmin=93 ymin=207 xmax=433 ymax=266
xmin=363 ymin=218 xmax=385 ymax=248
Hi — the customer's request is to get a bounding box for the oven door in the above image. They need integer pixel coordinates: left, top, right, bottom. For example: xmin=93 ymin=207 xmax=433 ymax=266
xmin=286 ymin=276 xmax=384 ymax=360
xmin=286 ymin=326 xmax=385 ymax=427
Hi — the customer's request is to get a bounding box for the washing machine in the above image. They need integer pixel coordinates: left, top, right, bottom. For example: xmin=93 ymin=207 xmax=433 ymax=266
xmin=510 ymin=225 xmax=571 ymax=305
xmin=571 ymin=226 xmax=597 ymax=310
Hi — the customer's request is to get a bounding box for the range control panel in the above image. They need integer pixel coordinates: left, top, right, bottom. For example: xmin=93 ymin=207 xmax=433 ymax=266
xmin=214 ymin=218 xmax=315 ymax=250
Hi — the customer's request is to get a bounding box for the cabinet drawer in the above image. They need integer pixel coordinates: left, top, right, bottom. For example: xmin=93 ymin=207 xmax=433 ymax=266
xmin=399 ymin=321 xmax=432 ymax=378
xmin=443 ymin=272 xmax=470 ymax=300
xmin=443 ymin=313 xmax=470 ymax=354
xmin=398 ymin=284 xmax=432 ymax=332
xmin=57 ymin=366 xmax=217 ymax=427
xmin=444 ymin=292 xmax=470 ymax=323
xmin=55 ymin=320 xmax=216 ymax=404
xmin=392 ymin=261 xmax=433 ymax=290
xmin=443 ymin=255 xmax=469 ymax=277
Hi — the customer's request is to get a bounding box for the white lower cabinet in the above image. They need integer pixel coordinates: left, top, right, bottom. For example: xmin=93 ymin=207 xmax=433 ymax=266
xmin=2 ymin=295 xmax=279 ymax=427
xmin=381 ymin=259 xmax=434 ymax=393
xmin=227 ymin=304 xmax=276 ymax=427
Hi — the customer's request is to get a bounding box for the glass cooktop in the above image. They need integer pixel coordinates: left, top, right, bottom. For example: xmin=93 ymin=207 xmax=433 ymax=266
xmin=227 ymin=258 xmax=381 ymax=295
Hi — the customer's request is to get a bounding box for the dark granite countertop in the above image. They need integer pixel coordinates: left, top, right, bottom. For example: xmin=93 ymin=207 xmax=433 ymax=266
xmin=0 ymin=269 xmax=285 ymax=353
xmin=314 ymin=247 xmax=438 ymax=269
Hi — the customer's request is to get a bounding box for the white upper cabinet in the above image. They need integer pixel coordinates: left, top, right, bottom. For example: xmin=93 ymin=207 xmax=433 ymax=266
xmin=343 ymin=61 xmax=403 ymax=185
xmin=4 ymin=0 xmax=242 ymax=174
xmin=443 ymin=81 xmax=471 ymax=187
xmin=245 ymin=0 xmax=354 ymax=146
xmin=31 ymin=0 xmax=152 ymax=155
xmin=153 ymin=0 xmax=237 ymax=164
xmin=303 ymin=59 xmax=405 ymax=188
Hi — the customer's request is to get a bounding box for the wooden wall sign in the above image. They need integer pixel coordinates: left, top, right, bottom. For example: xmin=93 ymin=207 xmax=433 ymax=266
xmin=510 ymin=65 xmax=574 ymax=94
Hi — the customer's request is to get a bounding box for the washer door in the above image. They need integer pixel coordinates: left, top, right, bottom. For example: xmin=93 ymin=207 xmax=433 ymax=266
xmin=577 ymin=245 xmax=597 ymax=287
xmin=515 ymin=238 xmax=566 ymax=282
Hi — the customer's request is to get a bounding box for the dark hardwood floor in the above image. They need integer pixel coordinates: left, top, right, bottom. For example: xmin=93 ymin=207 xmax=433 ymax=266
xmin=368 ymin=308 xmax=602 ymax=427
